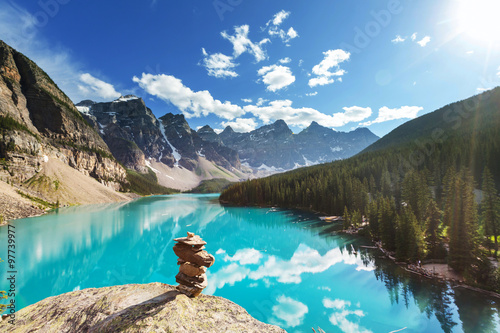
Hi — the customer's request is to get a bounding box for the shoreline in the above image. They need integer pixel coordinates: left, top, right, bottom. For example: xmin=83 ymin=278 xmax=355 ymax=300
xmin=346 ymin=230 xmax=500 ymax=300
xmin=0 ymin=188 xmax=139 ymax=226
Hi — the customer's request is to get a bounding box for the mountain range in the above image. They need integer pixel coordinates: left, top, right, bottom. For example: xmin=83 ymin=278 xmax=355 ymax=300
xmin=77 ymin=96 xmax=379 ymax=175
xmin=0 ymin=38 xmax=378 ymax=209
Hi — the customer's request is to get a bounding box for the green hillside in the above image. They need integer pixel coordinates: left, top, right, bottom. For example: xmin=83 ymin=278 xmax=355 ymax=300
xmin=220 ymin=88 xmax=500 ymax=289
xmin=221 ymin=87 xmax=500 ymax=212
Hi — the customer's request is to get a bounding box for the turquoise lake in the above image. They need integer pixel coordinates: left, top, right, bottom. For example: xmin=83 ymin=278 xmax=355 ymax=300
xmin=1 ymin=194 xmax=499 ymax=332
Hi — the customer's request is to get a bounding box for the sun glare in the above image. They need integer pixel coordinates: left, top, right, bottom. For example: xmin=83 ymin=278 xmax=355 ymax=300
xmin=457 ymin=0 xmax=500 ymax=42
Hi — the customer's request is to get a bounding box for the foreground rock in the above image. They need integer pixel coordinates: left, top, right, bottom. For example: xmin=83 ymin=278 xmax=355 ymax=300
xmin=0 ymin=283 xmax=286 ymax=333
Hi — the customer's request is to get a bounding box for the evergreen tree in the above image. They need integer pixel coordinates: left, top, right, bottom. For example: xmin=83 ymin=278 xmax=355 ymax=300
xmin=446 ymin=170 xmax=478 ymax=272
xmin=380 ymin=168 xmax=392 ymax=198
xmin=367 ymin=199 xmax=380 ymax=239
xmin=481 ymin=167 xmax=500 ymax=257
xmin=379 ymin=197 xmax=397 ymax=251
xmin=401 ymin=170 xmax=432 ymax=223
xmin=343 ymin=206 xmax=350 ymax=230
xmin=425 ymin=199 xmax=443 ymax=259
xmin=396 ymin=207 xmax=426 ymax=262
xmin=351 ymin=209 xmax=362 ymax=228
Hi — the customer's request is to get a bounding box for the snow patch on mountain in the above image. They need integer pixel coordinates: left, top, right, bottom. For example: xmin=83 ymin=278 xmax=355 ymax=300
xmin=158 ymin=121 xmax=182 ymax=167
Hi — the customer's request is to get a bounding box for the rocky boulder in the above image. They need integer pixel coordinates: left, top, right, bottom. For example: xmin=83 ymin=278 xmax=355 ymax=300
xmin=0 ymin=283 xmax=286 ymax=333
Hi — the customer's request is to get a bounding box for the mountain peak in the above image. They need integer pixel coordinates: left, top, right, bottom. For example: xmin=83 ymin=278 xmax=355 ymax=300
xmin=298 ymin=121 xmax=332 ymax=136
xmin=273 ymin=119 xmax=288 ymax=127
xmin=222 ymin=126 xmax=235 ymax=134
xmin=113 ymin=95 xmax=141 ymax=103
xmin=197 ymin=125 xmax=214 ymax=133
xmin=76 ymin=100 xmax=96 ymax=107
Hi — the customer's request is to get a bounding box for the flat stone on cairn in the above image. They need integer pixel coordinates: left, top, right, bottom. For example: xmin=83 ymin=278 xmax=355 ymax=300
xmin=173 ymin=232 xmax=215 ymax=297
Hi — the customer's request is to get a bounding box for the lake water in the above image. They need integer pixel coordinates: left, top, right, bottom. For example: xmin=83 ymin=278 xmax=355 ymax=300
xmin=1 ymin=194 xmax=499 ymax=332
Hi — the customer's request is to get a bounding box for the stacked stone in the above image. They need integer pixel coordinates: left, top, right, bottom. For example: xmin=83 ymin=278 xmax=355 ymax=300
xmin=173 ymin=232 xmax=215 ymax=297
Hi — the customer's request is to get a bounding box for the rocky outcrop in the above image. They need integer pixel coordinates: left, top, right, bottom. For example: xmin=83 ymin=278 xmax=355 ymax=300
xmin=173 ymin=232 xmax=215 ymax=297
xmin=77 ymin=99 xmax=241 ymax=174
xmin=0 ymin=40 xmax=126 ymax=188
xmin=159 ymin=113 xmax=240 ymax=171
xmin=77 ymin=96 xmax=169 ymax=172
xmin=215 ymin=119 xmax=379 ymax=170
xmin=197 ymin=125 xmax=223 ymax=145
xmin=0 ymin=283 xmax=286 ymax=333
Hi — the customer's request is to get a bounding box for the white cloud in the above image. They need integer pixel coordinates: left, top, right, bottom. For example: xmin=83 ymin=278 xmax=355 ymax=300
xmin=287 ymin=27 xmax=299 ymax=39
xmin=78 ymin=73 xmax=121 ymax=100
xmin=243 ymin=100 xmax=371 ymax=128
xmin=298 ymin=59 xmax=304 ymax=67
xmin=257 ymin=65 xmax=296 ymax=92
xmin=466 ymin=50 xmax=474 ymax=55
xmin=397 ymin=32 xmax=431 ymax=47
xmin=221 ymin=118 xmax=258 ymax=132
xmin=133 ymin=73 xmax=244 ymax=120
xmin=201 ymin=49 xmax=238 ymax=78
xmin=417 ymin=36 xmax=431 ymax=47
xmin=497 ymin=66 xmax=500 ymax=77
xmin=256 ymin=98 xmax=268 ymax=106
xmin=306 ymin=92 xmax=318 ymax=97
xmin=309 ymin=49 xmax=350 ymax=87
xmin=241 ymin=98 xmax=253 ymax=103
xmin=323 ymin=298 xmax=372 ymax=333
xmin=279 ymin=57 xmax=292 ymax=64
xmin=265 ymin=10 xmax=299 ymax=44
xmin=361 ymin=106 xmax=423 ymax=126
xmin=272 ymin=10 xmax=290 ymax=26
xmin=221 ymin=25 xmax=269 ymax=62
xmin=338 ymin=106 xmax=372 ymax=124
xmin=308 ymin=76 xmax=334 ymax=87
xmin=271 ymin=295 xmax=308 ymax=328
xmin=391 ymin=35 xmax=406 ymax=43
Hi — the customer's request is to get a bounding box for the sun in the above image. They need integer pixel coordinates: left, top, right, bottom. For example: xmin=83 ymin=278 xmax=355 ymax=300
xmin=456 ymin=0 xmax=500 ymax=42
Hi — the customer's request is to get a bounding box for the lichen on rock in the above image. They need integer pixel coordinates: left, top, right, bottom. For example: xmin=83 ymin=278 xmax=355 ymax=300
xmin=0 ymin=283 xmax=286 ymax=333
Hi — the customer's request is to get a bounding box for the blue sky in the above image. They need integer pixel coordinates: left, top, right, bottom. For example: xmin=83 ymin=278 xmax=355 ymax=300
xmin=1 ymin=0 xmax=499 ymax=137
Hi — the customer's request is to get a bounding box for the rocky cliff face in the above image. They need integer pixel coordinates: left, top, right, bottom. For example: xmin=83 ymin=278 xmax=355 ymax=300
xmin=77 ymin=96 xmax=171 ymax=172
xmin=0 ymin=40 xmax=126 ymax=189
xmin=77 ymin=96 xmax=242 ymax=175
xmin=0 ymin=283 xmax=286 ymax=333
xmin=159 ymin=113 xmax=240 ymax=171
xmin=211 ymin=119 xmax=379 ymax=170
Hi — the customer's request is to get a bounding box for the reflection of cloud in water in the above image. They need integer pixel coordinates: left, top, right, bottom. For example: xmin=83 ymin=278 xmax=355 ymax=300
xmin=205 ymin=263 xmax=251 ymax=295
xmin=206 ymin=243 xmax=375 ymax=294
xmin=270 ymin=295 xmax=308 ymax=328
xmin=323 ymin=297 xmax=372 ymax=333
xmin=250 ymin=244 xmax=374 ymax=284
xmin=218 ymin=248 xmax=264 ymax=265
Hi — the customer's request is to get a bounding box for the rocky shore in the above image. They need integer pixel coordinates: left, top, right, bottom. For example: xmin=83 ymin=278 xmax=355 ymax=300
xmin=0 ymin=283 xmax=286 ymax=333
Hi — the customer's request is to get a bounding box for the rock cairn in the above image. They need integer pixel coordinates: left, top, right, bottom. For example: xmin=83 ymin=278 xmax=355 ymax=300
xmin=173 ymin=232 xmax=215 ymax=297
